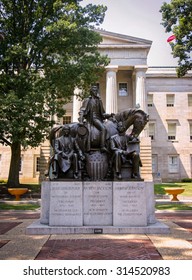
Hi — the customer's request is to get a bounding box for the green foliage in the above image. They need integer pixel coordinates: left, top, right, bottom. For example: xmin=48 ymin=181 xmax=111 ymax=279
xmin=181 ymin=178 xmax=192 ymax=182
xmin=0 ymin=0 xmax=109 ymax=148
xmin=0 ymin=203 xmax=40 ymax=210
xmin=154 ymin=184 xmax=167 ymax=195
xmin=0 ymin=0 xmax=109 ymax=186
xmin=160 ymin=0 xmax=192 ymax=77
xmin=25 ymin=184 xmax=41 ymax=194
xmin=0 ymin=180 xmax=7 ymax=184
xmin=156 ymin=204 xmax=192 ymax=210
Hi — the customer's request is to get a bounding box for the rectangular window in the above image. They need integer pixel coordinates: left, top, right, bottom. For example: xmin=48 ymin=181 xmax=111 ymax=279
xmin=166 ymin=94 xmax=175 ymax=107
xmin=148 ymin=123 xmax=155 ymax=140
xmin=147 ymin=94 xmax=153 ymax=107
xmin=36 ymin=157 xmax=40 ymax=172
xmin=168 ymin=123 xmax=176 ymax=140
xmin=119 ymin=83 xmax=128 ymax=96
xmin=188 ymin=94 xmax=192 ymax=106
xmin=63 ymin=116 xmax=71 ymax=124
xmin=190 ymin=124 xmax=192 ymax=141
xmin=168 ymin=156 xmax=179 ymax=173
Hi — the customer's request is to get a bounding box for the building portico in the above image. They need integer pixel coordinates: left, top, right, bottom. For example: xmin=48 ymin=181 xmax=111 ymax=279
xmin=72 ymin=30 xmax=151 ymax=120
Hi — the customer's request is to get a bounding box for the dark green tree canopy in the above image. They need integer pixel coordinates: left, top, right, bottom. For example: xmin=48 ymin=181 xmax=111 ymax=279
xmin=0 ymin=0 xmax=109 ymax=148
xmin=0 ymin=0 xmax=109 ymax=187
xmin=160 ymin=0 xmax=192 ymax=77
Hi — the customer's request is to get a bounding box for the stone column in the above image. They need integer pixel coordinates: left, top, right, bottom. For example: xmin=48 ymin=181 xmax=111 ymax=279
xmin=134 ymin=65 xmax=148 ymax=112
xmin=106 ymin=66 xmax=118 ymax=114
xmin=134 ymin=65 xmax=148 ymax=137
xmin=72 ymin=88 xmax=82 ymax=122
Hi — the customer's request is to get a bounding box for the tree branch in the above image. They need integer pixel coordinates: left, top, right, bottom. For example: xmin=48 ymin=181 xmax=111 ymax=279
xmin=0 ymin=136 xmax=12 ymax=146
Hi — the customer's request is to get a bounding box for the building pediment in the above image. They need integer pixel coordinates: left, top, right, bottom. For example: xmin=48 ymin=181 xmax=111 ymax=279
xmin=96 ymin=29 xmax=152 ymax=49
xmin=96 ymin=29 xmax=152 ymax=67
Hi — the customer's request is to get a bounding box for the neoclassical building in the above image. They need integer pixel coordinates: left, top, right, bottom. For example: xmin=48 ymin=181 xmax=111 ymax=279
xmin=0 ymin=30 xmax=192 ymax=182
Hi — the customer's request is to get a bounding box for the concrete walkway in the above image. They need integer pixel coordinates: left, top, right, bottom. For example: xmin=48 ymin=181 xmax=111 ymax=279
xmin=0 ymin=210 xmax=192 ymax=260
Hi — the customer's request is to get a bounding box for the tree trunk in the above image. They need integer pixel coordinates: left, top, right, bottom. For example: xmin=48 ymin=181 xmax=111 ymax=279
xmin=7 ymin=142 xmax=21 ymax=188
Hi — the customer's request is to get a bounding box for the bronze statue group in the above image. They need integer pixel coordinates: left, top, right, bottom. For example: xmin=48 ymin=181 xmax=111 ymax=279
xmin=48 ymin=85 xmax=148 ymax=181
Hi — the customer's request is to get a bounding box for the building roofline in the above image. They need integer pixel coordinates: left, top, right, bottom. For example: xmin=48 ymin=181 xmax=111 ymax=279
xmin=95 ymin=29 xmax=153 ymax=45
xmin=147 ymin=67 xmax=192 ymax=77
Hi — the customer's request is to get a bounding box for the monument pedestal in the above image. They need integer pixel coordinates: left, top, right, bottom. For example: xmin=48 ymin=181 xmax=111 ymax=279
xmin=26 ymin=181 xmax=170 ymax=234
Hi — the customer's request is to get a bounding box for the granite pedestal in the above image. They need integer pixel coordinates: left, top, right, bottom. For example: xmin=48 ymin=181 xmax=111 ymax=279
xmin=26 ymin=181 xmax=170 ymax=234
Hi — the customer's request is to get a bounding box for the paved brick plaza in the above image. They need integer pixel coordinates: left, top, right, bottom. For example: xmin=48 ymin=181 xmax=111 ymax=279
xmin=0 ymin=210 xmax=192 ymax=260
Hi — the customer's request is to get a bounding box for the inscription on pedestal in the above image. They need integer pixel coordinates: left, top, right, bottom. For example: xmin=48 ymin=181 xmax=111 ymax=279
xmin=49 ymin=182 xmax=83 ymax=226
xmin=83 ymin=182 xmax=113 ymax=226
xmin=113 ymin=182 xmax=147 ymax=226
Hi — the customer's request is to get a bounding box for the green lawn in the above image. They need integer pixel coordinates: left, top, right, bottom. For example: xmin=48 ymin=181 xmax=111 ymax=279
xmin=0 ymin=203 xmax=40 ymax=210
xmin=154 ymin=182 xmax=192 ymax=196
xmin=156 ymin=204 xmax=192 ymax=211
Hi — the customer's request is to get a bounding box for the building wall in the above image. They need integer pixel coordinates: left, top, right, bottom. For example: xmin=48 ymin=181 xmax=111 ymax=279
xmin=146 ymin=69 xmax=192 ymax=181
xmin=0 ymin=145 xmax=40 ymax=183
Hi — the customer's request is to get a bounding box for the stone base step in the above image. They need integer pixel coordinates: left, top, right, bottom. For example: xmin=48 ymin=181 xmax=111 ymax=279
xmin=26 ymin=219 xmax=170 ymax=235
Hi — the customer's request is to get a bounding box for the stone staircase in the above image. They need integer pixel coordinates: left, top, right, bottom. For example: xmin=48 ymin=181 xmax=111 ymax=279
xmin=140 ymin=137 xmax=153 ymax=181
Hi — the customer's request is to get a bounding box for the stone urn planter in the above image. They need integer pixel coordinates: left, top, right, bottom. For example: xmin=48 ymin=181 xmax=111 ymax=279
xmin=8 ymin=188 xmax=28 ymax=201
xmin=164 ymin=187 xmax=185 ymax=201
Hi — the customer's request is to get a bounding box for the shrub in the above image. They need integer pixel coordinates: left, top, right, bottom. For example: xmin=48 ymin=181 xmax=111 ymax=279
xmin=0 ymin=180 xmax=7 ymax=184
xmin=181 ymin=178 xmax=192 ymax=183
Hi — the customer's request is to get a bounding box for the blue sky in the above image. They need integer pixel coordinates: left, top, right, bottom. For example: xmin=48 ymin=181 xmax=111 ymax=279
xmin=81 ymin=0 xmax=178 ymax=66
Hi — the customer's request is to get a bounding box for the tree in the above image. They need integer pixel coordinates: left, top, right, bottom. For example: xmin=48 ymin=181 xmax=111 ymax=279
xmin=160 ymin=0 xmax=192 ymax=77
xmin=0 ymin=0 xmax=109 ymax=187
